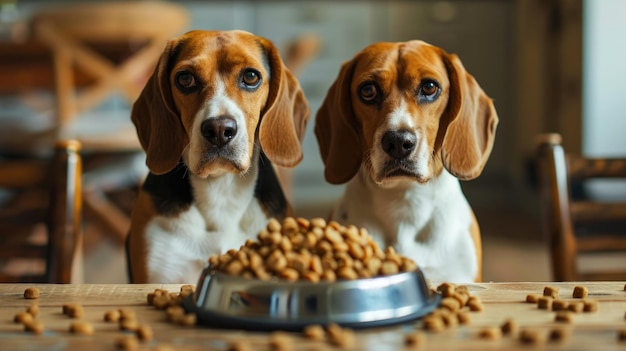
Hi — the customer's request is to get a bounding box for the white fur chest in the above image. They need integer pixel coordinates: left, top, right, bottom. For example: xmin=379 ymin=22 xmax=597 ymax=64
xmin=143 ymin=171 xmax=267 ymax=284
xmin=333 ymin=169 xmax=477 ymax=283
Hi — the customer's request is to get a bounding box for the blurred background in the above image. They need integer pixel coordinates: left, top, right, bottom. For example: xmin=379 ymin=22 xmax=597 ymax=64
xmin=0 ymin=0 xmax=624 ymax=283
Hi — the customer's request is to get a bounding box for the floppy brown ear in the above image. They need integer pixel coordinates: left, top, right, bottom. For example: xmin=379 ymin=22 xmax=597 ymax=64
xmin=131 ymin=39 xmax=188 ymax=175
xmin=314 ymin=59 xmax=362 ymax=185
xmin=258 ymin=38 xmax=310 ymax=168
xmin=439 ymin=53 xmax=499 ymax=180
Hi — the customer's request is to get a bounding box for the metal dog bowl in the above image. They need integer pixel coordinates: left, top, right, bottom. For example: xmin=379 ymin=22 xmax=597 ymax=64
xmin=183 ymin=266 xmax=441 ymax=331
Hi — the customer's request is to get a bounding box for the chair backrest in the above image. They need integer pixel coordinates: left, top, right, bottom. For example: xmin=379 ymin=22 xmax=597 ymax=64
xmin=30 ymin=1 xmax=189 ymax=150
xmin=535 ymin=133 xmax=626 ymax=281
xmin=0 ymin=140 xmax=83 ymax=283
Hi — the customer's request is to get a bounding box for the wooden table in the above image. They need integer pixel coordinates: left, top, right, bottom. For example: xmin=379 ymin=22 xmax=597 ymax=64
xmin=1 ymin=282 xmax=625 ymax=350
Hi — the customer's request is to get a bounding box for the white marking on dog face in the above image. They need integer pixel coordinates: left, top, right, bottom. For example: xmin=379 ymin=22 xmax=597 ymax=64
xmin=185 ymin=78 xmax=251 ymax=178
xmin=369 ymin=99 xmax=432 ymax=186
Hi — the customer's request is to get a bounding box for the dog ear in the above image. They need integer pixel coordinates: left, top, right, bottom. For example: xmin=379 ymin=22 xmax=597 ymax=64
xmin=438 ymin=52 xmax=498 ymax=180
xmin=258 ymin=38 xmax=310 ymax=168
xmin=131 ymin=38 xmax=188 ymax=175
xmin=314 ymin=59 xmax=362 ymax=184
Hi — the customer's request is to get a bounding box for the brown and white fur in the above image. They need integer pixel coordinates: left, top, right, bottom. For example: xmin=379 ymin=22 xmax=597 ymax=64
xmin=315 ymin=41 xmax=498 ymax=283
xmin=127 ymin=30 xmax=309 ymax=283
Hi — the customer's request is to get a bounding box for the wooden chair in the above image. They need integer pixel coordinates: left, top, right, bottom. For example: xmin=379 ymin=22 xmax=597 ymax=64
xmin=25 ymin=2 xmax=189 ymax=244
xmin=535 ymin=133 xmax=626 ymax=281
xmin=0 ymin=140 xmax=83 ymax=283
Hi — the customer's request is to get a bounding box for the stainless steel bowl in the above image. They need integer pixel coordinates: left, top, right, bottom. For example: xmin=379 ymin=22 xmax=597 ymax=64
xmin=184 ymin=266 xmax=441 ymax=330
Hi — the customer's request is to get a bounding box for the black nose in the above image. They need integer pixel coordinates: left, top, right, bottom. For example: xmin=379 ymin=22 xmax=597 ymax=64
xmin=201 ymin=116 xmax=238 ymax=147
xmin=381 ymin=130 xmax=416 ymax=159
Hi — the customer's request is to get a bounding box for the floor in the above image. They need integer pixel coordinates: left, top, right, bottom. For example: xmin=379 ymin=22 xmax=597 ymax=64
xmin=81 ymin=202 xmax=553 ymax=284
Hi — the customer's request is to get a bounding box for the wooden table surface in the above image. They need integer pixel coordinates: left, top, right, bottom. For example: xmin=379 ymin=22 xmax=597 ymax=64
xmin=1 ymin=282 xmax=625 ymax=350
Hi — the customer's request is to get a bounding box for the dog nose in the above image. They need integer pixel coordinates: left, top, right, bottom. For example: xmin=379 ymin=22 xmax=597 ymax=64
xmin=201 ymin=117 xmax=238 ymax=147
xmin=382 ymin=131 xmax=416 ymax=159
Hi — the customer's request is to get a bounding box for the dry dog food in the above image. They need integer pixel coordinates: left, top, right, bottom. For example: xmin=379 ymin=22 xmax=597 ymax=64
xmin=62 ymin=303 xmax=84 ymax=319
xmin=537 ymin=296 xmax=553 ymax=310
xmin=13 ymin=312 xmax=33 ymax=325
xmin=619 ymin=329 xmax=626 ymax=342
xmin=572 ymin=285 xmax=588 ymax=298
xmin=583 ymin=299 xmax=598 ymax=312
xmin=501 ymin=318 xmax=518 ymax=335
xmin=518 ymin=329 xmax=544 ymax=345
xmin=23 ymin=287 xmax=40 ymax=299
xmin=440 ymin=297 xmax=462 ymax=312
xmin=119 ymin=319 xmax=139 ymax=332
xmin=26 ymin=303 xmax=39 ymax=317
xmin=115 ymin=335 xmax=139 ymax=350
xmin=268 ymin=331 xmax=293 ymax=351
xmin=104 ymin=309 xmax=121 ymax=322
xmin=568 ymin=301 xmax=584 ymax=313
xmin=69 ymin=321 xmax=94 ymax=335
xmin=467 ymin=297 xmax=484 ymax=312
xmin=554 ymin=311 xmax=574 ymax=323
xmin=177 ymin=313 xmax=197 ymax=327
xmin=549 ymin=328 xmax=569 ymax=343
xmin=552 ymin=299 xmax=569 ymax=311
xmin=543 ymin=286 xmax=559 ymax=299
xmin=227 ymin=340 xmax=251 ymax=351
xmin=479 ymin=327 xmax=502 ymax=340
xmin=404 ymin=331 xmax=426 ymax=347
xmin=135 ymin=324 xmax=154 ymax=342
xmin=23 ymin=320 xmax=45 ymax=335
xmin=327 ymin=325 xmax=355 ymax=348
xmin=525 ymin=294 xmax=540 ymax=303
xmin=209 ymin=217 xmax=418 ymax=282
xmin=436 ymin=282 xmax=456 ymax=297
xmin=422 ymin=315 xmax=446 ymax=332
xmin=302 ymin=324 xmax=325 ymax=341
xmin=457 ymin=311 xmax=471 ymax=325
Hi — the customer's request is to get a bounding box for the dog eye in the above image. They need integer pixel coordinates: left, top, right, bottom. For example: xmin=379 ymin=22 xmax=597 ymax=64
xmin=175 ymin=71 xmax=197 ymax=90
xmin=359 ymin=82 xmax=378 ymax=103
xmin=241 ymin=69 xmax=261 ymax=88
xmin=418 ymin=79 xmax=440 ymax=102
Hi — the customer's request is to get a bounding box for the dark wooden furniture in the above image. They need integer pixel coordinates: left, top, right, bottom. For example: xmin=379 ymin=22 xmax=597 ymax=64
xmin=535 ymin=133 xmax=626 ymax=281
xmin=0 ymin=140 xmax=83 ymax=283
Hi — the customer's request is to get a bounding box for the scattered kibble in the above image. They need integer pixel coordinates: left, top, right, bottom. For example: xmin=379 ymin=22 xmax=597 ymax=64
xmin=104 ymin=309 xmax=121 ymax=322
xmin=437 ymin=283 xmax=456 ymax=297
xmin=572 ymin=285 xmax=588 ymax=298
xmin=543 ymin=286 xmax=559 ymax=299
xmin=26 ymin=304 xmax=39 ymax=317
xmin=568 ymin=301 xmax=584 ymax=313
xmin=135 ymin=324 xmax=154 ymax=342
xmin=525 ymin=294 xmax=540 ymax=303
xmin=268 ymin=331 xmax=293 ymax=351
xmin=404 ymin=331 xmax=426 ymax=348
xmin=554 ymin=311 xmax=574 ymax=323
xmin=114 ymin=335 xmax=139 ymax=350
xmin=13 ymin=312 xmax=33 ymax=325
xmin=583 ymin=300 xmax=598 ymax=313
xmin=501 ymin=318 xmax=518 ymax=335
xmin=552 ymin=299 xmax=569 ymax=311
xmin=537 ymin=296 xmax=553 ymax=310
xmin=549 ymin=327 xmax=569 ymax=343
xmin=519 ymin=329 xmax=544 ymax=345
xmin=23 ymin=320 xmax=45 ymax=335
xmin=69 ymin=321 xmax=94 ymax=335
xmin=23 ymin=287 xmax=40 ymax=299
xmin=302 ymin=324 xmax=325 ymax=341
xmin=619 ymin=329 xmax=626 ymax=342
xmin=479 ymin=326 xmax=502 ymax=340
xmin=227 ymin=340 xmax=251 ymax=351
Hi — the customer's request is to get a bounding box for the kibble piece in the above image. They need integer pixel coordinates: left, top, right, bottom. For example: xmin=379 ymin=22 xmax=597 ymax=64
xmin=302 ymin=324 xmax=325 ymax=341
xmin=329 ymin=327 xmax=355 ymax=348
xmin=177 ymin=313 xmax=197 ymax=327
xmin=404 ymin=331 xmax=426 ymax=348
xmin=14 ymin=312 xmax=33 ymax=325
xmin=115 ymin=335 xmax=139 ymax=350
xmin=120 ymin=319 xmax=139 ymax=331
xmin=525 ymin=294 xmax=540 ymax=303
xmin=440 ymin=297 xmax=462 ymax=312
xmin=467 ymin=298 xmax=484 ymax=312
xmin=441 ymin=313 xmax=458 ymax=328
xmin=583 ymin=299 xmax=598 ymax=312
xmin=549 ymin=328 xmax=570 ymax=343
xmin=69 ymin=321 xmax=94 ymax=335
xmin=543 ymin=286 xmax=559 ymax=299
xmin=479 ymin=327 xmax=502 ymax=340
xmin=118 ymin=308 xmax=137 ymax=322
xmin=568 ymin=301 xmax=584 ymax=313
xmin=436 ymin=282 xmax=456 ymax=297
xmin=63 ymin=304 xmax=84 ymax=319
xmin=166 ymin=305 xmax=185 ymax=322
xmin=104 ymin=309 xmax=121 ymax=322
xmin=135 ymin=324 xmax=154 ymax=342
xmin=26 ymin=303 xmax=39 ymax=317
xmin=269 ymin=331 xmax=292 ymax=351
xmin=501 ymin=318 xmax=518 ymax=335
xmin=24 ymin=320 xmax=45 ymax=335
xmin=457 ymin=311 xmax=471 ymax=325
xmin=552 ymin=299 xmax=569 ymax=311
xmin=422 ymin=316 xmax=445 ymax=332
xmin=453 ymin=292 xmax=470 ymax=307
xmin=554 ymin=311 xmax=574 ymax=323
xmin=227 ymin=340 xmax=251 ymax=351
xmin=572 ymin=285 xmax=588 ymax=298
xmin=519 ymin=329 xmax=544 ymax=345
xmin=537 ymin=296 xmax=553 ymax=310
xmin=23 ymin=287 xmax=40 ymax=299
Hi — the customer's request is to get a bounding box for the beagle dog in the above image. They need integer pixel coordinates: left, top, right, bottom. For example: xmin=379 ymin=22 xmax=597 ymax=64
xmin=127 ymin=30 xmax=309 ymax=283
xmin=315 ymin=41 xmax=498 ymax=283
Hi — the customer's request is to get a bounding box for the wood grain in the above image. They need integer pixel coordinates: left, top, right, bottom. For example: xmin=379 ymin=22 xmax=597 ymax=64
xmin=1 ymin=282 xmax=625 ymax=350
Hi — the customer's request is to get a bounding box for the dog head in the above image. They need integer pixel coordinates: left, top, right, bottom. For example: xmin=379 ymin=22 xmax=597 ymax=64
xmin=131 ymin=30 xmax=310 ymax=177
xmin=315 ymin=41 xmax=498 ymax=186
